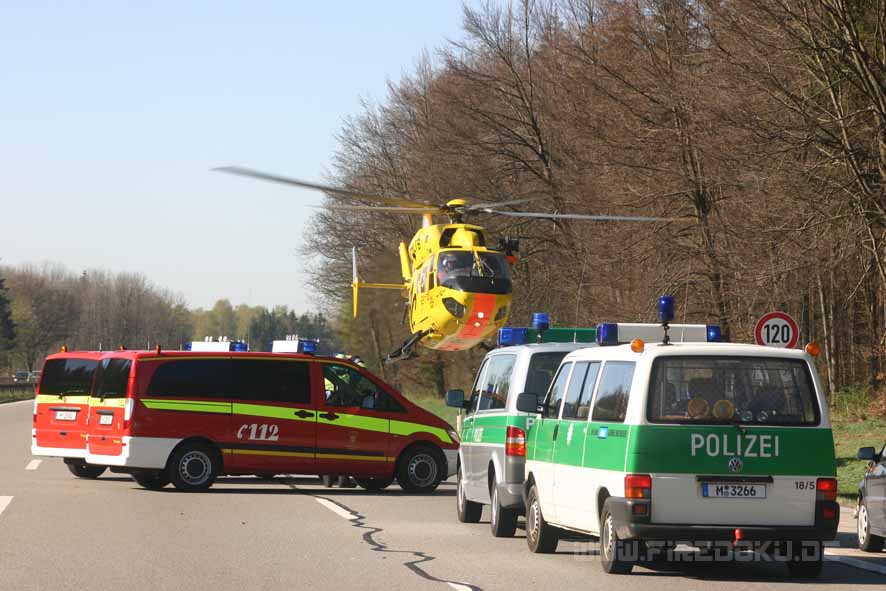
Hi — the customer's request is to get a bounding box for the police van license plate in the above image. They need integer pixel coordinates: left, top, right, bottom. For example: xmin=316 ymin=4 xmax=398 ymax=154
xmin=54 ymin=411 xmax=76 ymax=421
xmin=702 ymin=483 xmax=766 ymax=499
xmin=99 ymin=415 xmax=113 ymax=425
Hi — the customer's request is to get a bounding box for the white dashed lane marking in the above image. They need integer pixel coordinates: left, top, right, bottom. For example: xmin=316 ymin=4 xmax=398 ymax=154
xmin=314 ymin=497 xmax=359 ymax=520
xmin=0 ymin=497 xmax=12 ymax=517
xmin=25 ymin=460 xmax=42 ymax=471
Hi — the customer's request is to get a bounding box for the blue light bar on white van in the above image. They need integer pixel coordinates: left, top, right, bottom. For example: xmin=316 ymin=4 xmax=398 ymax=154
xmin=271 ymin=337 xmax=318 ymax=354
xmin=188 ymin=339 xmax=249 ymax=352
xmin=498 ymin=327 xmax=529 ymax=347
xmin=596 ymin=323 xmax=723 ymax=346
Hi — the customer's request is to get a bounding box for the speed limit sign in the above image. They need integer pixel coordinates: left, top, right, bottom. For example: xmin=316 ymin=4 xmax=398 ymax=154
xmin=754 ymin=312 xmax=799 ymax=348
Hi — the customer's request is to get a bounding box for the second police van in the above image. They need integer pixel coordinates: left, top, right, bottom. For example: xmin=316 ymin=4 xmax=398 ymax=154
xmin=447 ymin=314 xmax=725 ymax=537
xmin=518 ymin=298 xmax=838 ymax=577
xmin=84 ymin=339 xmax=458 ymax=492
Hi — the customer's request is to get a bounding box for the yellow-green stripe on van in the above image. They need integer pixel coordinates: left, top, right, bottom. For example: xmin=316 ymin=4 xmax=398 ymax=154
xmin=137 ymin=398 xmax=452 ymax=444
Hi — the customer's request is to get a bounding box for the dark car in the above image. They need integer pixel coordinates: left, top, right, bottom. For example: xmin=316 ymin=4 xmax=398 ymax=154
xmin=856 ymin=444 xmax=886 ymax=552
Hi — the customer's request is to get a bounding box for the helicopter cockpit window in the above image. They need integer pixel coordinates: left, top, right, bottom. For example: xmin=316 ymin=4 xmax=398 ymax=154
xmin=437 ymin=251 xmax=510 ymax=281
xmin=436 ymin=251 xmax=512 ymax=294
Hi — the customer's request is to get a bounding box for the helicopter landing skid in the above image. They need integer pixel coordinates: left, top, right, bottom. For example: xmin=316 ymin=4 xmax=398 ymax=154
xmin=384 ymin=330 xmax=429 ymax=363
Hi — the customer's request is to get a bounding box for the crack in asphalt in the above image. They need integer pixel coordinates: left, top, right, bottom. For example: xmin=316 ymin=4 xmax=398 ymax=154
xmin=285 ymin=479 xmax=481 ymax=591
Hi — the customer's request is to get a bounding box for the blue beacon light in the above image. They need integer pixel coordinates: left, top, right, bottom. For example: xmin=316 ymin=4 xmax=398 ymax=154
xmin=659 ymin=295 xmax=676 ymax=345
xmin=658 ymin=295 xmax=675 ymax=323
xmin=532 ymin=312 xmax=550 ymax=344
xmin=531 ymin=313 xmax=550 ymax=331
xmin=298 ymin=340 xmax=318 ymax=355
xmin=706 ymin=325 xmax=722 ymax=342
xmin=596 ymin=323 xmax=619 ymax=346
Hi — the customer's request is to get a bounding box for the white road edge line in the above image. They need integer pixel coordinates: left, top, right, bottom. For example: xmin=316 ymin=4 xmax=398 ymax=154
xmin=1 ymin=399 xmax=34 ymax=406
xmin=448 ymin=583 xmax=474 ymax=591
xmin=315 ymin=497 xmax=358 ymax=521
xmin=0 ymin=496 xmax=12 ymax=517
xmin=25 ymin=459 xmax=42 ymax=471
xmin=825 ymin=553 xmax=886 ymax=576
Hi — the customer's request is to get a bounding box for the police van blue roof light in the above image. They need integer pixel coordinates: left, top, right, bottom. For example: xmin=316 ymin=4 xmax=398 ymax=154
xmin=183 ymin=342 xmax=192 ymax=351
xmin=531 ymin=312 xmax=550 ymax=332
xmin=706 ymin=325 xmax=722 ymax=342
xmin=596 ymin=323 xmax=619 ymax=346
xmin=231 ymin=341 xmax=248 ymax=352
xmin=498 ymin=327 xmax=529 ymax=347
xmin=658 ymin=295 xmax=675 ymax=323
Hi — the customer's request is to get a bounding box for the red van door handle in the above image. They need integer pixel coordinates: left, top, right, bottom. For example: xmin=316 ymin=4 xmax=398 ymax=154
xmin=319 ymin=412 xmax=339 ymax=421
xmin=293 ymin=410 xmax=313 ymax=419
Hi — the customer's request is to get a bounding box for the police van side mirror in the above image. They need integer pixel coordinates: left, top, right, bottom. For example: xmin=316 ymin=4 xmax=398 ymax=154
xmin=515 ymin=393 xmax=540 ymax=414
xmin=445 ymin=389 xmax=466 ymax=409
xmin=857 ymin=446 xmax=878 ymax=462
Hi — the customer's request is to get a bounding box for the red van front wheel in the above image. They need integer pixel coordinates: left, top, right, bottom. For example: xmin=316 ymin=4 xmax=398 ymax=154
xmin=396 ymin=445 xmax=444 ymax=494
xmin=168 ymin=442 xmax=220 ymax=492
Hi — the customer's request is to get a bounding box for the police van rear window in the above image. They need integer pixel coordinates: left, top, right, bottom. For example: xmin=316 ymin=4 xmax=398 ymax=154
xmin=524 ymin=352 xmax=570 ymax=396
xmin=40 ymin=358 xmax=99 ymax=395
xmin=93 ymin=359 xmax=132 ymax=399
xmin=647 ymin=356 xmax=819 ymax=426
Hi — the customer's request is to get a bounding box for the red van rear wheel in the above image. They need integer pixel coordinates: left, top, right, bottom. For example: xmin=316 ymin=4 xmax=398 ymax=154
xmin=132 ymin=470 xmax=170 ymax=490
xmin=65 ymin=461 xmax=106 ymax=479
xmin=355 ymin=477 xmax=393 ymax=491
xmin=168 ymin=442 xmax=220 ymax=492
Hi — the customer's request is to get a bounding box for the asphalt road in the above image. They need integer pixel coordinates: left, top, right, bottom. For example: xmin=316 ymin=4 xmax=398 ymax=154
xmin=1 ymin=400 xmax=882 ymax=591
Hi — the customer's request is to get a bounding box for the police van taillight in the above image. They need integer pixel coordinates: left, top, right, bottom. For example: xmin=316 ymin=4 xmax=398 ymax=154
xmin=505 ymin=426 xmax=526 ymax=457
xmin=625 ymin=474 xmax=652 ymax=499
xmin=816 ymin=478 xmax=837 ymax=502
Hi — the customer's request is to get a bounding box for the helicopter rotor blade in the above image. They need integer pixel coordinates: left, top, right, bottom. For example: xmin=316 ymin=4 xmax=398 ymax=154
xmin=462 ymin=196 xmax=550 ymax=211
xmin=213 ymin=166 xmax=436 ymax=209
xmin=476 ymin=209 xmax=691 ymax=223
xmin=315 ymin=204 xmax=441 ymax=214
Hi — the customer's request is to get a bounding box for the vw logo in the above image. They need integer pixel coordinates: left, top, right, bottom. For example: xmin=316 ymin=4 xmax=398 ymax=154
xmin=728 ymin=457 xmax=743 ymax=473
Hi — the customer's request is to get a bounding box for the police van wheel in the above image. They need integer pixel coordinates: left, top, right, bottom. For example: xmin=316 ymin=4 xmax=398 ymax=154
xmin=397 ymin=445 xmax=444 ymax=494
xmin=132 ymin=471 xmax=170 ymax=490
xmin=65 ymin=461 xmax=106 ymax=479
xmin=858 ymin=498 xmax=885 ymax=552
xmin=355 ymin=477 xmax=393 ymax=492
xmin=168 ymin=443 xmax=219 ymax=492
xmin=490 ymin=483 xmax=518 ymax=537
xmin=457 ymin=465 xmax=482 ymax=523
xmin=785 ymin=541 xmax=824 ymax=578
xmin=600 ymin=500 xmax=634 ymax=574
xmin=526 ymin=484 xmax=559 ymax=553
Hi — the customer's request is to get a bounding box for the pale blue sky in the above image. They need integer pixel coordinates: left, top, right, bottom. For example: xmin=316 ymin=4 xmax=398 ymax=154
xmin=0 ymin=1 xmax=464 ymax=311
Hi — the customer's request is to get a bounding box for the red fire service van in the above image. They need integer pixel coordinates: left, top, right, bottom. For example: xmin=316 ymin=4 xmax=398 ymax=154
xmin=32 ymin=350 xmax=106 ymax=478
xmin=85 ymin=346 xmax=459 ymax=492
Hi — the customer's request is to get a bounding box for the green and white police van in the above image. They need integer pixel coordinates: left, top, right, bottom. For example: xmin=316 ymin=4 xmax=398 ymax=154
xmin=447 ymin=316 xmax=721 ymax=538
xmin=518 ymin=311 xmax=838 ymax=577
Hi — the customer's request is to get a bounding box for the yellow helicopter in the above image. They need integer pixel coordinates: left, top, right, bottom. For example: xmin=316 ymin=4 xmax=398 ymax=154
xmin=216 ymin=166 xmax=680 ymax=361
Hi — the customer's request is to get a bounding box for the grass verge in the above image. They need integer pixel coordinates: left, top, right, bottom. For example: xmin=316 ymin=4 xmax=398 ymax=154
xmin=0 ymin=387 xmax=34 ymax=404
xmin=408 ymin=394 xmax=458 ymax=426
xmin=833 ymin=418 xmax=885 ymax=507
